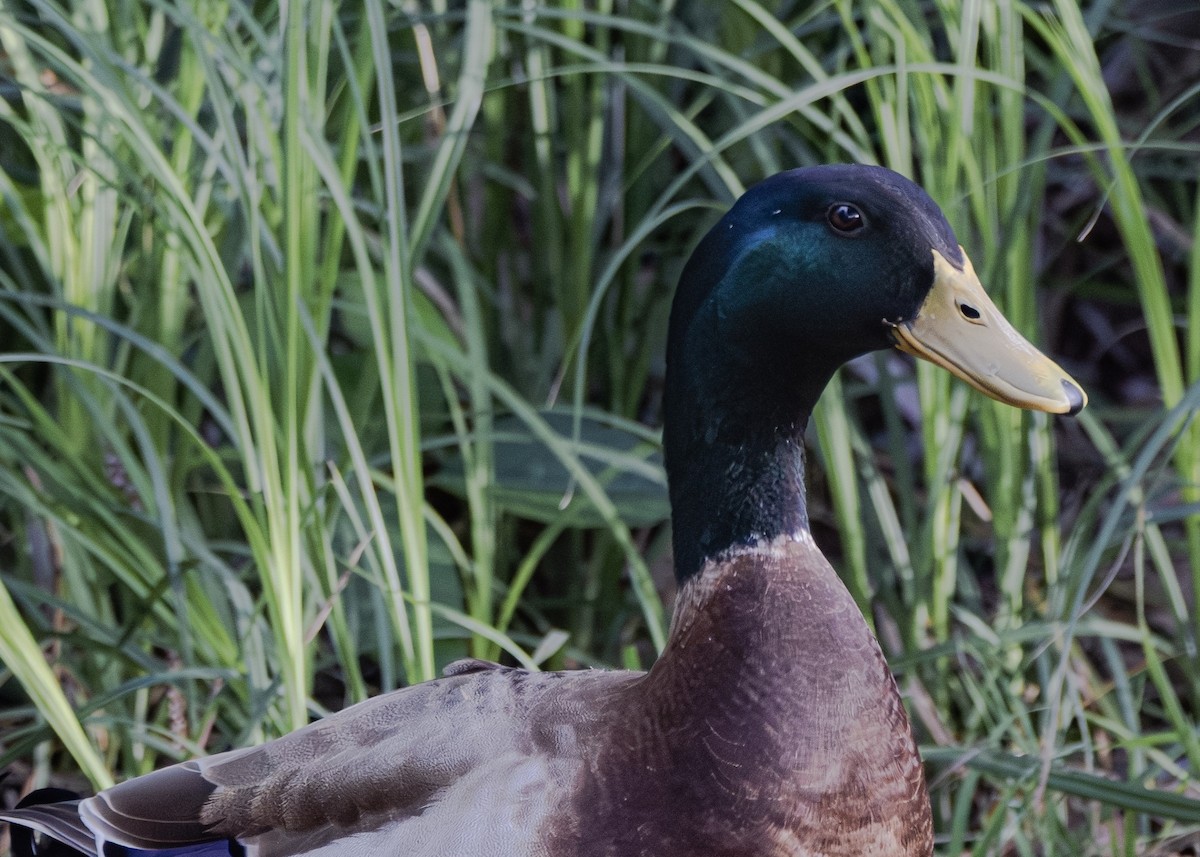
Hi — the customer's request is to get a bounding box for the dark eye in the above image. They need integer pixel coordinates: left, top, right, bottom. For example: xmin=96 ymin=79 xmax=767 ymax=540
xmin=827 ymin=203 xmax=865 ymax=234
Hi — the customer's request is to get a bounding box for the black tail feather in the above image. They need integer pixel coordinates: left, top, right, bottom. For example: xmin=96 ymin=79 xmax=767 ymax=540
xmin=9 ymin=788 xmax=90 ymax=857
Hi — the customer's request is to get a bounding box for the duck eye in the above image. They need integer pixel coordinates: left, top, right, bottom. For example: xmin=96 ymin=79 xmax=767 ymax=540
xmin=827 ymin=203 xmax=865 ymax=233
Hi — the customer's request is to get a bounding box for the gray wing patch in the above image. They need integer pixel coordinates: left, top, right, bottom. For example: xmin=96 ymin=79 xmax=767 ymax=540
xmin=197 ymin=668 xmax=557 ymax=836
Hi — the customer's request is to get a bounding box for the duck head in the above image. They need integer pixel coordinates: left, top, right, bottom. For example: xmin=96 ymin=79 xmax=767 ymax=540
xmin=664 ymin=164 xmax=1085 ymax=580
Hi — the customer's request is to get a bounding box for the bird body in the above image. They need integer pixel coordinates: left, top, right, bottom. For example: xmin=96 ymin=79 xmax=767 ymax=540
xmin=2 ymin=165 xmax=1085 ymax=857
xmin=551 ymin=536 xmax=931 ymax=857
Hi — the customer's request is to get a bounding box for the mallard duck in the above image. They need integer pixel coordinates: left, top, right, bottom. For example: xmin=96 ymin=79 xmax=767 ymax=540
xmin=1 ymin=165 xmax=1085 ymax=857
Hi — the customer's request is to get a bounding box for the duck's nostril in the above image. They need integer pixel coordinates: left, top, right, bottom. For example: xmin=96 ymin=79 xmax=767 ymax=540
xmin=959 ymin=303 xmax=981 ymax=320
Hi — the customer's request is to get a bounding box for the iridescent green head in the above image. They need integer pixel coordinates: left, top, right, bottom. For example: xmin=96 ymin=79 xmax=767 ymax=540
xmin=664 ymin=165 xmax=1085 ymax=581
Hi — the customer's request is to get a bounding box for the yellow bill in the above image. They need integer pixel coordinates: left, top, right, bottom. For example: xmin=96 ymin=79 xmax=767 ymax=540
xmin=892 ymin=249 xmax=1086 ymax=415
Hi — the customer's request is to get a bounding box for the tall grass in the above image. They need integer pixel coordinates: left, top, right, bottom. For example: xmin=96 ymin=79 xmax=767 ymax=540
xmin=0 ymin=1 xmax=1197 ymax=853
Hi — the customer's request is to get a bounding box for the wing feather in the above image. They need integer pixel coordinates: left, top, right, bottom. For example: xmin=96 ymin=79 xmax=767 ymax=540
xmin=4 ymin=665 xmax=641 ymax=857
xmin=79 ymin=761 xmax=217 ymax=848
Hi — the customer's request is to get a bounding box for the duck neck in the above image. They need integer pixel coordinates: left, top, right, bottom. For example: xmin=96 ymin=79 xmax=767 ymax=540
xmin=662 ymin=218 xmax=859 ymax=584
xmin=663 ymin=345 xmax=837 ymax=583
